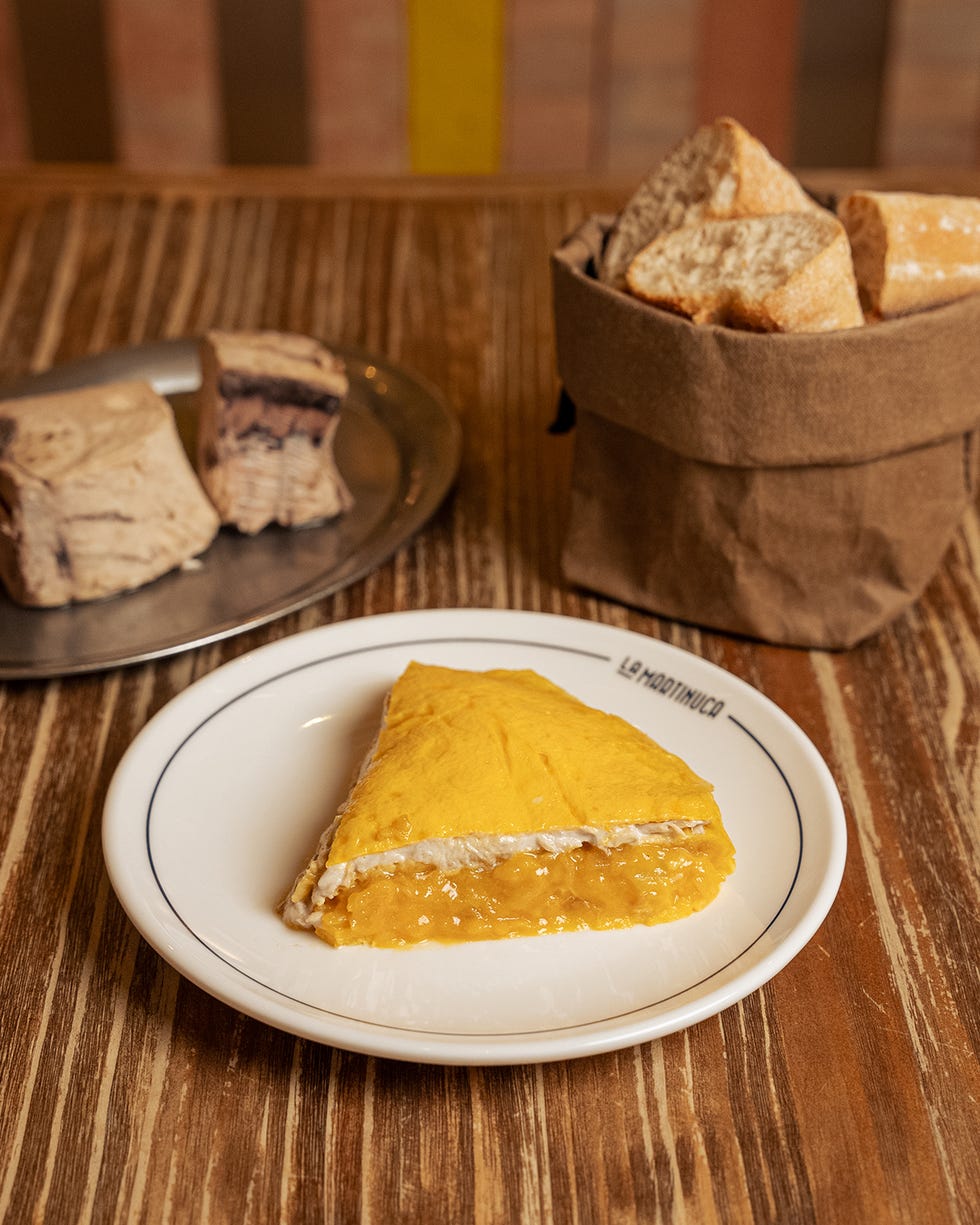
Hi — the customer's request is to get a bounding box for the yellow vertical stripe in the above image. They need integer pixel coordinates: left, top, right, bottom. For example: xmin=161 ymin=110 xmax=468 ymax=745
xmin=408 ymin=0 xmax=504 ymax=174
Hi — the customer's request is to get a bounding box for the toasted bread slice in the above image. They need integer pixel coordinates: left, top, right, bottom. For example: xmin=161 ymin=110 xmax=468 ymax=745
xmin=838 ymin=189 xmax=980 ymax=318
xmin=600 ymin=116 xmax=823 ymax=289
xmin=626 ymin=211 xmax=865 ymax=333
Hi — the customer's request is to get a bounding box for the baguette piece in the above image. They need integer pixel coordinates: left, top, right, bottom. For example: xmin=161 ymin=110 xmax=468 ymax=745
xmin=0 ymin=379 xmax=219 ymax=607
xmin=197 ymin=330 xmax=353 ymax=535
xmin=838 ymin=189 xmax=980 ymax=318
xmin=626 ymin=211 xmax=865 ymax=333
xmin=600 ymin=116 xmax=823 ymax=289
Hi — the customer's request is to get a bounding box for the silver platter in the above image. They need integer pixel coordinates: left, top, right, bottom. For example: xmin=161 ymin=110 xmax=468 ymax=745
xmin=0 ymin=339 xmax=461 ymax=679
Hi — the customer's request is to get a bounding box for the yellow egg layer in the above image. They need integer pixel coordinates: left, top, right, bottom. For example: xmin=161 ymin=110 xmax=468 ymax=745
xmin=326 ymin=663 xmax=721 ymax=866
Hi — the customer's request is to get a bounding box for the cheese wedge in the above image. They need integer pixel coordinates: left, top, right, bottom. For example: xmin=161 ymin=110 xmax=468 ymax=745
xmin=281 ymin=663 xmax=735 ymax=947
xmin=0 ymin=380 xmax=219 ymax=606
xmin=196 ymin=330 xmax=353 ymax=535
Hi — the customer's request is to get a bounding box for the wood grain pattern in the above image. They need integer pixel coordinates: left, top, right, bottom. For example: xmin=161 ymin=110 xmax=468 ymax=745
xmin=0 ymin=168 xmax=979 ymax=1224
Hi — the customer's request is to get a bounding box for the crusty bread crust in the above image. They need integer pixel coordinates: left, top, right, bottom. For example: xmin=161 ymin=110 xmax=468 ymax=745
xmin=838 ymin=190 xmax=980 ymax=318
xmin=600 ymin=116 xmax=823 ymax=289
xmin=626 ymin=212 xmax=864 ymax=333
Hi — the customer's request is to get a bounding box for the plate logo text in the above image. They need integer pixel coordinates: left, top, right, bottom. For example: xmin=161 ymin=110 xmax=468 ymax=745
xmin=616 ymin=656 xmax=724 ymax=718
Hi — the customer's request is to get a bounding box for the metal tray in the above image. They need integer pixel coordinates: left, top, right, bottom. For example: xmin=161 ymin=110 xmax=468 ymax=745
xmin=0 ymin=339 xmax=461 ymax=679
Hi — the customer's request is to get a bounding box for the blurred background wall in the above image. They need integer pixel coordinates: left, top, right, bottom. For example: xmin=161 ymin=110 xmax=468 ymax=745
xmin=0 ymin=0 xmax=976 ymax=173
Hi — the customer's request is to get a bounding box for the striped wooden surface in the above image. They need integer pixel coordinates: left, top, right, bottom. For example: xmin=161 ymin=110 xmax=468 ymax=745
xmin=1 ymin=168 xmax=979 ymax=1224
xmin=0 ymin=0 xmax=977 ymax=173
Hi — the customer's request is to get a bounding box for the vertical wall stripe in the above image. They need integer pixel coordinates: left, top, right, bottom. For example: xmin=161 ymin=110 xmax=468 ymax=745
xmin=214 ymin=0 xmax=309 ymax=165
xmin=504 ymin=0 xmax=599 ymax=173
xmin=0 ymin=0 xmax=27 ymax=161
xmin=10 ymin=0 xmax=114 ymax=161
xmin=590 ymin=0 xmax=612 ymax=172
xmin=408 ymin=0 xmax=504 ymax=174
xmin=879 ymin=0 xmax=980 ymax=167
xmin=104 ymin=0 xmax=222 ymax=169
xmin=606 ymin=0 xmax=699 ymax=175
xmin=588 ymin=0 xmax=614 ymax=171
xmin=305 ymin=0 xmax=408 ymax=172
xmin=697 ymin=0 xmax=802 ymax=162
xmin=793 ymin=0 xmax=891 ymax=168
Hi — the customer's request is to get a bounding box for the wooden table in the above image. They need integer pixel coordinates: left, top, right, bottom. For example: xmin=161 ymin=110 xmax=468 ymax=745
xmin=1 ymin=168 xmax=978 ymax=1225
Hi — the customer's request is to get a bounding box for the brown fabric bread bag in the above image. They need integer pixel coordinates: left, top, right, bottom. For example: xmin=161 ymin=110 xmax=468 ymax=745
xmin=552 ymin=215 xmax=980 ymax=649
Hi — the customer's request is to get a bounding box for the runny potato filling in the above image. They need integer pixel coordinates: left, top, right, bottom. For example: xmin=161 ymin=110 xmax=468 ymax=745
xmin=297 ymin=829 xmax=734 ymax=948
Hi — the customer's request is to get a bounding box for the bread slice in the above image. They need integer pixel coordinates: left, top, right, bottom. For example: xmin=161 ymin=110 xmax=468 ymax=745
xmin=600 ymin=116 xmax=823 ymax=289
xmin=626 ymin=211 xmax=865 ymax=333
xmin=281 ymin=662 xmax=734 ymax=947
xmin=0 ymin=380 xmax=219 ymax=606
xmin=838 ymin=189 xmax=980 ymax=318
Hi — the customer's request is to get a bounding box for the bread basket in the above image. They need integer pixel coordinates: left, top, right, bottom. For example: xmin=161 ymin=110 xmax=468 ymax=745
xmin=551 ymin=214 xmax=980 ymax=648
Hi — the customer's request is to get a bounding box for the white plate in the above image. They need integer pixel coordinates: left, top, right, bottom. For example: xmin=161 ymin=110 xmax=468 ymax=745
xmin=102 ymin=609 xmax=846 ymax=1065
